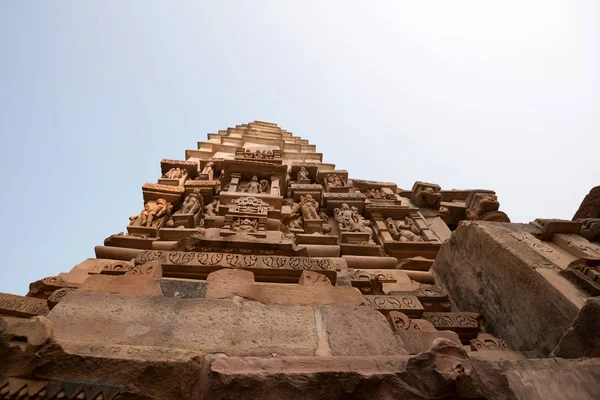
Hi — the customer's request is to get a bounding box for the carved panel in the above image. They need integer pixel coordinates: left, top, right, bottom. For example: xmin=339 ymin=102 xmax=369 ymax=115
xmin=138 ymin=250 xmax=344 ymax=284
xmin=470 ymin=333 xmax=511 ymax=351
xmin=361 ymin=295 xmax=424 ymax=318
xmin=47 ymin=288 xmax=75 ymax=309
xmin=0 ymin=293 xmax=50 ymax=317
xmin=0 ymin=376 xmax=126 ymax=400
xmin=423 ymin=312 xmax=480 ymax=341
xmin=348 ymin=270 xmax=396 ymax=286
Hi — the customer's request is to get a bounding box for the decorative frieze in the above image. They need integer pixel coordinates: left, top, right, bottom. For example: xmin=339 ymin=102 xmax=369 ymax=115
xmin=0 ymin=293 xmax=50 ymax=317
xmin=361 ymin=295 xmax=424 ymax=318
xmin=423 ymin=312 xmax=481 ymax=341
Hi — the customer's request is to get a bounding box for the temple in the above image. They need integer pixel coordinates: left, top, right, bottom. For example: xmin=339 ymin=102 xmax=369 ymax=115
xmin=1 ymin=121 xmax=599 ymax=399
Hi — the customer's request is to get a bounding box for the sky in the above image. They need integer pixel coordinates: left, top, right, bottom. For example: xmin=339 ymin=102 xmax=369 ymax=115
xmin=0 ymin=1 xmax=598 ymax=294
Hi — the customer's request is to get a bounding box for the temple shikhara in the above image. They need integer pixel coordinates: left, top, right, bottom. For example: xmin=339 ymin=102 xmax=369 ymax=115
xmin=1 ymin=121 xmax=599 ymax=399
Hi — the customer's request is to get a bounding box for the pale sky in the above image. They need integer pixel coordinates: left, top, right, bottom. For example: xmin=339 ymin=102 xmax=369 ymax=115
xmin=0 ymin=1 xmax=598 ymax=294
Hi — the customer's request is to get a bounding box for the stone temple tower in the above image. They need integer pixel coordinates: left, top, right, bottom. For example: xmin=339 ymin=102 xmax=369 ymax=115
xmin=1 ymin=121 xmax=598 ymax=399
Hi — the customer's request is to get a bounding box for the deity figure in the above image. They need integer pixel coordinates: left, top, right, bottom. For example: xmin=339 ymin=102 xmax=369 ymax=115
xmin=300 ymin=194 xmax=320 ymax=220
xmin=244 ymin=175 xmax=262 ymax=194
xmin=386 ymin=217 xmax=424 ymax=242
xmin=201 ymin=162 xmax=215 ymax=181
xmin=244 ymin=149 xmax=255 ymax=159
xmin=334 ymin=203 xmax=364 ymax=232
xmin=130 ymin=199 xmax=172 ymax=228
xmin=163 ymin=167 xmax=183 ymax=179
xmin=204 ymin=200 xmax=219 ymax=217
xmin=231 ymin=218 xmax=259 ymax=233
xmin=177 ymin=189 xmax=203 ymax=215
xmin=326 ymin=174 xmax=344 ymax=187
xmin=297 ymin=167 xmax=310 ymax=183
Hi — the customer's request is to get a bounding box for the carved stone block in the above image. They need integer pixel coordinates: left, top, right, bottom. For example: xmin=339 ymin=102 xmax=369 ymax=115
xmin=470 ymin=333 xmax=511 ymax=351
xmin=0 ymin=293 xmax=50 ymax=318
xmin=533 ymin=219 xmax=582 ymax=241
xmin=423 ymin=312 xmax=481 ymax=342
xmin=361 ymin=295 xmax=424 ymax=318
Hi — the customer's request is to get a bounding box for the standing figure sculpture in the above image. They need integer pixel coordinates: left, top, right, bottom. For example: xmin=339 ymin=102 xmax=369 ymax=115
xmin=300 ymin=195 xmax=320 ymax=220
xmin=244 ymin=175 xmax=262 ymax=194
xmin=178 ymin=189 xmax=203 ymax=215
xmin=334 ymin=203 xmax=364 ymax=232
xmin=386 ymin=217 xmax=424 ymax=242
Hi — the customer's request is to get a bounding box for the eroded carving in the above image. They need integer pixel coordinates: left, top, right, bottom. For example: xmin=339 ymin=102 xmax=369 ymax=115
xmin=411 ymin=181 xmax=442 ymax=209
xmin=470 ymin=333 xmax=511 ymax=351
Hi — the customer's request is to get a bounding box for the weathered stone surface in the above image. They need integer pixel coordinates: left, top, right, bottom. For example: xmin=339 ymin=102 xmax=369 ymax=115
xmin=160 ymin=278 xmax=206 ymax=298
xmin=204 ymin=270 xmax=364 ymax=307
xmin=499 ymin=357 xmax=600 ymax=400
xmin=552 ymin=296 xmax=600 ymax=358
xmin=202 ymin=339 xmax=489 ymax=399
xmin=395 ymin=329 xmax=462 ymax=354
xmin=319 ymin=306 xmax=401 ymax=356
xmin=48 ymin=291 xmax=319 ymax=357
xmin=79 ymin=274 xmax=163 ymax=296
xmin=573 ymin=185 xmax=600 ymax=220
xmin=432 ymin=221 xmax=586 ymax=353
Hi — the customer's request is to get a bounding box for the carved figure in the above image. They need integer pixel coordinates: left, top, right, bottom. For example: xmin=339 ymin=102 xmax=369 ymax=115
xmin=580 ymin=218 xmax=600 ymax=241
xmin=163 ymin=167 xmax=184 ymax=179
xmin=204 ymin=200 xmax=219 ymax=217
xmin=412 ymin=182 xmax=443 ymax=209
xmin=231 ymin=218 xmax=259 ymax=233
xmin=386 ymin=217 xmax=424 ymax=242
xmin=260 ymin=179 xmax=270 ymax=193
xmin=334 ymin=203 xmax=364 ymax=232
xmin=244 ymin=175 xmax=262 ymax=194
xmin=129 ymin=199 xmax=172 ymax=228
xmin=326 ymin=173 xmax=344 ymax=187
xmin=177 ymin=189 xmax=203 ymax=215
xmin=365 ymin=188 xmax=384 ymax=199
xmin=201 ymin=162 xmax=215 ymax=181
xmin=465 ymin=191 xmax=500 ymax=220
xmin=300 ymin=194 xmax=320 ymax=220
xmin=297 ymin=167 xmax=310 ymax=183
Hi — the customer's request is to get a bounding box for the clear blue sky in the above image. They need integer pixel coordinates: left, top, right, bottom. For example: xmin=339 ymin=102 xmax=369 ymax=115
xmin=1 ymin=1 xmax=598 ymax=294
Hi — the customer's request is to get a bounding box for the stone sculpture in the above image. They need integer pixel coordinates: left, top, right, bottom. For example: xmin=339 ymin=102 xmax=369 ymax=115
xmin=201 ymin=162 xmax=215 ymax=181
xmin=326 ymin=173 xmax=344 ymax=187
xmin=204 ymin=200 xmax=219 ymax=217
xmin=465 ymin=191 xmax=500 ymax=220
xmin=334 ymin=203 xmax=365 ymax=232
xmin=386 ymin=217 xmax=424 ymax=242
xmin=297 ymin=167 xmax=310 ymax=183
xmin=231 ymin=218 xmax=259 ymax=233
xmin=177 ymin=190 xmax=203 ymax=215
xmin=244 ymin=175 xmax=263 ymax=194
xmin=300 ymin=194 xmax=320 ymax=221
xmin=129 ymin=199 xmax=172 ymax=228
xmin=163 ymin=167 xmax=184 ymax=179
